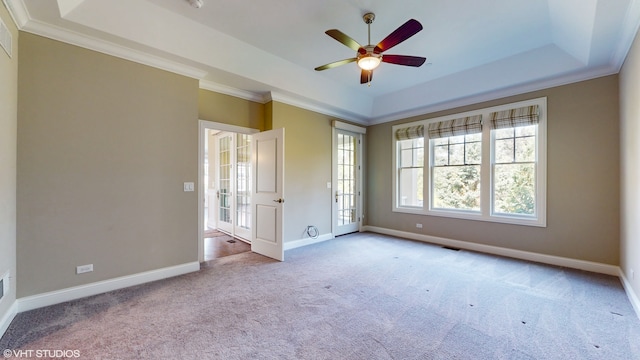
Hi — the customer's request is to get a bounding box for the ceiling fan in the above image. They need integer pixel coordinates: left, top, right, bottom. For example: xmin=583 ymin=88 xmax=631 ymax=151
xmin=315 ymin=12 xmax=426 ymax=85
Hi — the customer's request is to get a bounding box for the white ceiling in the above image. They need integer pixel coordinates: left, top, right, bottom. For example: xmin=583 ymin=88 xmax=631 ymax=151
xmin=5 ymin=0 xmax=640 ymax=124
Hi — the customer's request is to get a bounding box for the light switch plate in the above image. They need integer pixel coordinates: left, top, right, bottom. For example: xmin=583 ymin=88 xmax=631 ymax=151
xmin=184 ymin=182 xmax=195 ymax=192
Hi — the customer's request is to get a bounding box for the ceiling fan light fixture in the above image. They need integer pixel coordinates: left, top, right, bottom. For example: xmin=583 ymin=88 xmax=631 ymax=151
xmin=357 ymin=54 xmax=381 ymax=71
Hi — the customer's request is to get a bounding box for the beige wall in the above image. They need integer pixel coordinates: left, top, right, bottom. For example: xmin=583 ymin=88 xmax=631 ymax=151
xmin=0 ymin=4 xmax=18 ymax=319
xmin=620 ymin=28 xmax=640 ymax=302
xmin=17 ymin=33 xmax=199 ymax=297
xmin=269 ymin=102 xmax=334 ymax=242
xmin=199 ymin=89 xmax=264 ymax=130
xmin=366 ymin=75 xmax=620 ymax=265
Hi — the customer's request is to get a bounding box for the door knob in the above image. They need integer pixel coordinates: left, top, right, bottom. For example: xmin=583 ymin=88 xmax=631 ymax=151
xmin=273 ymin=198 xmax=285 ymax=203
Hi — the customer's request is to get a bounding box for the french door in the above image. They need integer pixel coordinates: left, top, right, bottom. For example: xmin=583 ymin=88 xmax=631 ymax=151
xmin=216 ymin=132 xmax=251 ymax=240
xmin=333 ymin=128 xmax=362 ymax=236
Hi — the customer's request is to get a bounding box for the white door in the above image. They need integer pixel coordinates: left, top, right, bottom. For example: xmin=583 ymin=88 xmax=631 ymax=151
xmin=333 ymin=129 xmax=360 ymax=236
xmin=251 ymin=128 xmax=285 ymax=261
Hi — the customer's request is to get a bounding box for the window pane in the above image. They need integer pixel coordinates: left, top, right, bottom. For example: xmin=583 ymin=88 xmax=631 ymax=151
xmin=449 ymin=135 xmax=465 ymax=144
xmin=400 ymin=149 xmax=412 ymax=167
xmin=466 ymin=133 xmax=482 ymax=142
xmin=516 ymin=125 xmax=536 ymax=137
xmin=399 ymin=168 xmax=423 ymax=207
xmin=515 ymin=136 xmax=535 ymax=162
xmin=493 ymin=163 xmax=535 ymax=215
xmin=433 ymin=138 xmax=448 ymax=146
xmin=414 ymin=147 xmax=424 ymax=167
xmin=494 ymin=128 xmax=514 ymax=140
xmin=433 ymin=145 xmax=446 ymax=166
xmin=449 ymin=144 xmax=465 ymax=165
xmin=432 ymin=165 xmax=481 ymax=211
xmin=399 ymin=139 xmax=423 ymax=167
xmin=466 ymin=141 xmax=481 ymax=164
xmin=495 ymin=139 xmax=514 ymax=163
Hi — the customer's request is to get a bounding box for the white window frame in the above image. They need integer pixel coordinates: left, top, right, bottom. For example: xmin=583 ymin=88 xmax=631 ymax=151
xmin=392 ymin=97 xmax=547 ymax=227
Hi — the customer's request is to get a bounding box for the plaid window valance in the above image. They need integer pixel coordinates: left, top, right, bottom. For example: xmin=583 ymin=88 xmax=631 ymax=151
xmin=395 ymin=125 xmax=424 ymax=140
xmin=427 ymin=115 xmax=482 ymax=139
xmin=490 ymin=105 xmax=539 ymax=129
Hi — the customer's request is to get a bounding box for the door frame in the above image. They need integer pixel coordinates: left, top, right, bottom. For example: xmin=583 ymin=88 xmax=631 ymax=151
xmin=198 ymin=120 xmax=259 ymax=263
xmin=331 ymin=121 xmax=366 ymax=236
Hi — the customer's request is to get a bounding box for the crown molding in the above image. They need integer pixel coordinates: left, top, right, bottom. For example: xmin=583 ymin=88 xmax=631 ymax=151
xmin=198 ymin=81 xmax=371 ymax=125
xmin=266 ymin=91 xmax=370 ymax=125
xmin=199 ymin=80 xmax=265 ymax=103
xmin=2 ymin=0 xmax=29 ymax=28
xmin=5 ymin=0 xmax=208 ymax=79
xmin=613 ymin=0 xmax=640 ymax=71
xmin=368 ymin=64 xmax=619 ymax=125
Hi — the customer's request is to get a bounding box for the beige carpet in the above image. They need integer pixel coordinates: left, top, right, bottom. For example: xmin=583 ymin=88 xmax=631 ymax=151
xmin=2 ymin=232 xmax=640 ymax=359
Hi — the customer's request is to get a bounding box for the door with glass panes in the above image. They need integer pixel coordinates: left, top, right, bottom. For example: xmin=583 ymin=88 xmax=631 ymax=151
xmin=216 ymin=132 xmax=251 ymax=240
xmin=333 ymin=129 xmax=360 ymax=236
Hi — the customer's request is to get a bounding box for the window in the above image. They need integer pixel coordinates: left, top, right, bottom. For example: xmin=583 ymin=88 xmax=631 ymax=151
xmin=392 ymin=98 xmax=546 ymax=227
xmin=432 ymin=133 xmax=482 ymax=211
xmin=492 ymin=126 xmax=536 ymax=216
xmin=398 ymin=137 xmax=424 ymax=207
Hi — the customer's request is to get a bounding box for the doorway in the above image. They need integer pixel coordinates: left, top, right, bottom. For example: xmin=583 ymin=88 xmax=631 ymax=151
xmin=199 ymin=121 xmax=259 ymax=262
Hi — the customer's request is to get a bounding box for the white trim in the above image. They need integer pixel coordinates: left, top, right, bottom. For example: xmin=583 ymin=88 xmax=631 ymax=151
xmin=333 ymin=120 xmax=367 ymax=134
xmin=619 ymin=269 xmax=640 ymax=321
xmin=22 ymin=19 xmax=208 ymax=79
xmin=0 ymin=300 xmax=18 ymax=339
xmin=17 ymin=262 xmax=200 ymax=313
xmin=3 ymin=0 xmax=208 ymax=80
xmin=363 ymin=226 xmax=620 ymax=276
xmin=2 ymin=0 xmax=29 ymax=28
xmin=284 ymin=233 xmax=334 ymax=251
xmin=199 ymin=80 xmax=265 ymax=103
xmin=613 ymin=0 xmax=640 ymax=71
xmin=267 ymin=91 xmax=369 ymax=125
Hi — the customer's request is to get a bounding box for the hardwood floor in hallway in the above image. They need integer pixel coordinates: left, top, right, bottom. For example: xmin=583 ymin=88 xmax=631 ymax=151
xmin=203 ymin=229 xmax=250 ymax=261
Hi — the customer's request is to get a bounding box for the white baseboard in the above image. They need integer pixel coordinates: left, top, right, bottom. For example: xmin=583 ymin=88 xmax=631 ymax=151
xmin=17 ymin=262 xmax=200 ymax=313
xmin=284 ymin=233 xmax=334 ymax=251
xmin=0 ymin=300 xmax=18 ymax=339
xmin=619 ymin=269 xmax=640 ymax=321
xmin=363 ymin=226 xmax=620 ymax=276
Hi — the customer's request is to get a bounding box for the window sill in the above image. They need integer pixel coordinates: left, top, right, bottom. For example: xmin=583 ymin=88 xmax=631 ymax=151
xmin=393 ymin=207 xmax=546 ymax=227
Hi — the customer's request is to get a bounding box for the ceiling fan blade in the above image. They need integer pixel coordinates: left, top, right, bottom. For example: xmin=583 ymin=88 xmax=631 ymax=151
xmin=374 ymin=19 xmax=423 ymax=54
xmin=360 ymin=70 xmax=373 ymax=84
xmin=382 ymin=55 xmax=426 ymax=67
xmin=315 ymin=58 xmax=357 ymax=71
xmin=325 ymin=29 xmax=363 ymax=52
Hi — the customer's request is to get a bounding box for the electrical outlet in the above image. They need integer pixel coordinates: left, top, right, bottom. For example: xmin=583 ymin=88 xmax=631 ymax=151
xmin=76 ymin=264 xmax=93 ymax=274
xmin=416 ymin=223 xmax=423 ymax=229
xmin=183 ymin=182 xmax=195 ymax=192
